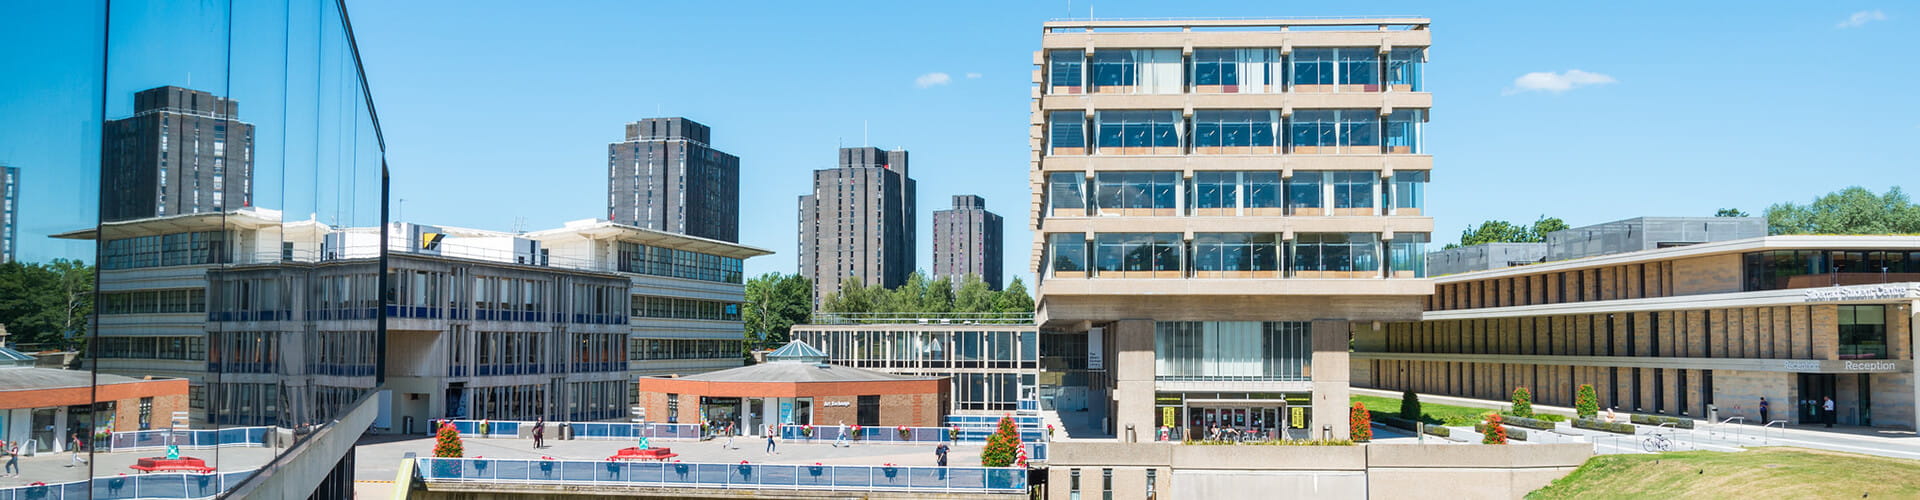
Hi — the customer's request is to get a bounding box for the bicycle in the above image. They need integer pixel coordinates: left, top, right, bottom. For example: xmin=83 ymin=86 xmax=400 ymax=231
xmin=1641 ymin=431 xmax=1672 ymax=452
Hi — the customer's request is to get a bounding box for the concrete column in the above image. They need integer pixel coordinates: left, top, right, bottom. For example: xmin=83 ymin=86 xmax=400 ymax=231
xmin=1311 ymin=320 xmax=1352 ymax=441
xmin=1113 ymin=320 xmax=1155 ymax=442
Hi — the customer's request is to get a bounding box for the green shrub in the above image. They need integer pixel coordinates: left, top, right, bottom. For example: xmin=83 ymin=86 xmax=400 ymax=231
xmin=1629 ymin=414 xmax=1695 ymax=429
xmin=1399 ymin=389 xmax=1422 ymax=422
xmin=1573 ymin=418 xmax=1635 ymax=434
xmin=1475 ymin=422 xmax=1528 ymax=441
xmin=1425 ymin=425 xmax=1451 ymax=438
xmin=1510 ymin=387 xmax=1534 ymax=418
xmin=1499 ymin=414 xmax=1557 ymax=430
xmin=1537 ymin=413 xmax=1568 ymax=423
xmin=1575 ymin=384 xmax=1600 ymax=420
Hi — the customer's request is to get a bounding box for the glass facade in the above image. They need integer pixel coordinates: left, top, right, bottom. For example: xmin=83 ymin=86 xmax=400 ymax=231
xmin=1049 ymin=111 xmax=1087 ymax=155
xmin=617 ymin=241 xmax=745 ymax=283
xmin=1392 ymin=171 xmax=1428 ymax=215
xmin=1838 ymin=305 xmax=1888 ymax=360
xmin=1049 ymin=50 xmax=1085 ymax=94
xmin=1093 ymin=233 xmax=1183 ymax=278
xmin=1290 ymin=110 xmax=1380 ymax=154
xmin=1048 ymin=172 xmax=1087 ymax=217
xmin=1094 ymin=111 xmax=1182 ymax=155
xmin=1191 ymin=233 xmax=1280 ymax=278
xmin=1048 ymin=233 xmax=1088 ymax=278
xmin=796 ymin=328 xmax=1040 ymax=412
xmin=1287 ymin=172 xmax=1325 ymax=216
xmin=1191 ymin=49 xmax=1278 ymax=93
xmin=1291 ymin=233 xmax=1381 ymax=278
xmin=1329 ymin=171 xmax=1378 ymax=216
xmin=1191 ymin=110 xmax=1278 ymax=154
xmin=1389 ymin=234 xmax=1430 ymax=278
xmin=1154 ymin=321 xmax=1311 ymax=381
xmin=1092 ymin=171 xmax=1178 ymax=216
xmin=1742 ymin=250 xmax=1920 ymax=291
xmin=1090 ymin=49 xmax=1182 ymax=94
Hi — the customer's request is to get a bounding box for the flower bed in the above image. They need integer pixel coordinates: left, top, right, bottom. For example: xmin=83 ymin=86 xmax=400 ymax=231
xmin=1476 ymin=422 xmax=1529 ymax=441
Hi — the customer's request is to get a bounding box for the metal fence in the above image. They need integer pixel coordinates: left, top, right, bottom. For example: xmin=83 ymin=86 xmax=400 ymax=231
xmin=0 ymin=469 xmax=258 ymax=500
xmin=810 ymin=312 xmax=1035 ymax=325
xmin=107 ymin=427 xmax=272 ymax=452
xmin=439 ymin=420 xmax=1046 ymax=460
xmin=416 ymin=458 xmax=1026 ymax=493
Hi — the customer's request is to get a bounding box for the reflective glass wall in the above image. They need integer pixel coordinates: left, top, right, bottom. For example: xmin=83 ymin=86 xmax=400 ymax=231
xmin=2 ymin=0 xmax=385 ymax=497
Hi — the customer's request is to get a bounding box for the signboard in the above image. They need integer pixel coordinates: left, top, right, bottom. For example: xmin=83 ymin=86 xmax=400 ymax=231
xmin=780 ymin=401 xmax=793 ymax=424
xmin=1781 ymin=359 xmax=1906 ymax=373
xmin=823 ymin=400 xmax=851 ymax=407
xmin=1288 ymin=406 xmax=1309 ymax=429
xmin=1803 ymin=284 xmax=1920 ymax=302
xmin=1087 ymin=327 xmax=1105 ymax=370
xmin=1162 ymin=407 xmax=1175 ymax=427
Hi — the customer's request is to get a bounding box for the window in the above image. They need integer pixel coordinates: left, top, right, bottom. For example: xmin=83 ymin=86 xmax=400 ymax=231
xmin=1192 ymin=110 xmax=1277 ymax=154
xmin=1387 ymin=48 xmax=1426 ymax=91
xmin=857 ymin=395 xmax=881 ymax=427
xmin=1385 ymin=109 xmax=1426 ymax=154
xmin=666 ymin=394 xmax=679 ymax=423
xmin=1839 ymin=305 xmax=1887 ymax=360
xmin=1048 ymin=172 xmax=1087 ymax=217
xmin=1102 ymin=468 xmax=1114 ymax=500
xmin=1338 ymin=49 xmax=1381 ymax=91
xmin=1049 ymin=50 xmax=1085 ymax=94
xmin=1155 ymin=321 xmax=1311 ymax=381
xmin=1048 ymin=233 xmax=1088 ymax=278
xmin=1192 ymin=233 xmax=1280 ymax=278
xmin=1070 ymin=469 xmax=1082 ymax=500
xmin=1290 ymin=48 xmax=1381 ymax=92
xmin=139 ymin=397 xmax=154 ymax=430
xmin=1146 ymin=469 xmax=1156 ymax=497
xmin=1291 ymin=233 xmax=1380 ymax=278
xmin=1092 ymin=172 xmax=1178 ymax=216
xmin=1392 ymin=171 xmax=1428 ymax=216
xmin=1095 ymin=111 xmax=1182 ymax=155
xmin=1287 ymin=172 xmax=1324 ymax=216
xmin=1094 ymin=233 xmax=1183 ymax=278
xmin=1290 ymin=110 xmax=1380 ymax=154
xmin=1329 ymin=171 xmax=1378 ymax=215
xmin=1050 ymin=111 xmax=1087 ymax=155
xmin=1192 ymin=49 xmax=1277 ymax=93
xmin=1189 ymin=172 xmax=1238 ymax=215
xmin=1290 ymin=49 xmax=1336 ymax=89
xmin=1389 ymin=234 xmax=1430 ymax=278
xmin=1091 ymin=49 xmax=1181 ymax=94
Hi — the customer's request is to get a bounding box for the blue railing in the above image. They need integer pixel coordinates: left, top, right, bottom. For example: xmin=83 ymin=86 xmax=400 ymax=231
xmin=416 ymin=458 xmax=1025 ymax=493
xmin=108 ymin=427 xmax=270 ymax=451
xmin=566 ymin=422 xmax=703 ymax=440
xmin=448 ymin=420 xmax=523 ymax=438
xmin=0 ymin=468 xmax=258 ymax=500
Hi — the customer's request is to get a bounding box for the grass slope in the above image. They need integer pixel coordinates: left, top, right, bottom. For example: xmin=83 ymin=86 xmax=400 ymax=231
xmin=1528 ymin=447 xmax=1920 ymax=499
xmin=1351 ymin=394 xmax=1495 ymax=427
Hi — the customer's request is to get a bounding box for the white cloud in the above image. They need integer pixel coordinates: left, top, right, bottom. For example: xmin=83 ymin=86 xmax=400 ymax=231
xmin=1836 ymin=10 xmax=1887 ymax=28
xmin=914 ymin=72 xmax=952 ymax=88
xmin=965 ymin=72 xmax=983 ymax=79
xmin=1505 ymin=70 xmax=1617 ymax=94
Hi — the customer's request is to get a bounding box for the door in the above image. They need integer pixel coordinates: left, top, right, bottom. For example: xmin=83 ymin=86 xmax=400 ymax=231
xmin=1797 ymin=374 xmax=1836 ymax=424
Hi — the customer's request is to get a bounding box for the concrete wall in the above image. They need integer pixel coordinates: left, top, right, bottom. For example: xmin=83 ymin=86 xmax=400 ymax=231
xmin=1042 ymin=442 xmax=1590 ymax=500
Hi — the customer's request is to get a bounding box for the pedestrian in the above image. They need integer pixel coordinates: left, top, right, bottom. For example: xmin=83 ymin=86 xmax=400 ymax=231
xmin=1605 ymin=407 xmax=1617 ymax=424
xmin=835 ymin=420 xmax=848 ymax=448
xmin=1823 ymin=397 xmax=1835 ymax=428
xmin=935 ymin=443 xmax=950 ymax=467
xmin=533 ymin=416 xmax=546 ymax=449
xmin=3 ymin=441 xmax=18 ymax=477
xmin=67 ymin=432 xmax=87 ymax=467
xmin=1759 ymin=397 xmax=1770 ymax=425
xmin=724 ymin=422 xmax=736 ymax=449
xmin=479 ymin=418 xmax=490 ymax=437
xmin=766 ymin=427 xmax=778 ymax=454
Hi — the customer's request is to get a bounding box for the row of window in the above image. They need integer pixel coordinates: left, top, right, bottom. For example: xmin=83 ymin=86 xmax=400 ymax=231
xmin=617 ymin=241 xmax=745 ymax=284
xmin=1049 ymin=109 xmax=1425 ymax=156
xmin=100 ymin=288 xmax=207 ymax=315
xmin=1047 ymin=170 xmax=1426 ymax=217
xmin=1048 ymin=47 xmax=1425 ymax=95
xmin=1743 ymin=250 xmax=1920 ymax=291
xmin=1048 ymin=232 xmax=1429 ymax=278
xmin=1156 ymin=321 xmax=1312 ymax=382
xmin=101 ymin=230 xmax=228 ymax=270
xmin=629 ymin=338 xmax=743 ymax=361
xmin=631 ymin=295 xmax=742 ymax=321
xmin=206 ymin=331 xmax=278 ymax=374
xmin=305 ymin=331 xmax=377 ymax=377
xmin=94 ymin=335 xmax=205 ymax=360
xmin=1385 ymin=306 xmax=1889 ymax=361
xmin=565 ymin=380 xmax=631 ymax=422
xmin=797 ymin=329 xmax=1042 ymax=368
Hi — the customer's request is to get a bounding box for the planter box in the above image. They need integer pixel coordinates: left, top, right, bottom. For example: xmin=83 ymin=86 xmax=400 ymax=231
xmin=1630 ymin=414 xmax=1694 ymax=429
xmin=1501 ymin=415 xmax=1556 ymax=431
xmin=1573 ymin=419 xmax=1635 ymax=434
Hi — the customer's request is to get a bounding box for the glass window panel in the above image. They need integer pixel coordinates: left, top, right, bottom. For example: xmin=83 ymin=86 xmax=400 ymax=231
xmin=1337 ymin=48 xmax=1380 ymax=90
xmin=1392 ymin=171 xmax=1427 ymax=215
xmin=1048 ymin=172 xmax=1087 ymax=216
xmin=1049 ymin=50 xmax=1084 ymax=94
xmin=1287 ymin=172 xmax=1323 ymax=215
xmin=1048 ymin=233 xmax=1087 ymax=277
xmin=1290 ymin=49 xmax=1335 ymax=89
xmin=1050 ymin=111 xmax=1086 ymax=155
xmin=1385 ymin=109 xmax=1424 ymax=154
xmin=1387 ymin=48 xmax=1425 ymax=91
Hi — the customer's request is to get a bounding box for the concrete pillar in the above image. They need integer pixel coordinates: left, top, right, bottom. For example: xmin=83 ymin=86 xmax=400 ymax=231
xmin=1813 ymin=305 xmax=1838 ymax=360
xmin=1113 ymin=320 xmax=1155 ymax=442
xmin=1311 ymin=320 xmax=1352 ymax=441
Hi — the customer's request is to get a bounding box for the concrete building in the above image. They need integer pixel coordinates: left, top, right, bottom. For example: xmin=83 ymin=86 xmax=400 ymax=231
xmin=933 ymin=194 xmax=1005 ymax=290
xmin=607 ymin=117 xmax=740 ymax=243
xmin=101 ymin=86 xmax=254 ymax=222
xmin=0 ymin=345 xmax=188 ymax=453
xmin=68 ymin=210 xmax=768 ymax=434
xmin=1357 ymin=233 xmax=1920 ymax=429
xmin=1030 ymin=18 xmax=1435 ymax=441
xmin=2 ymin=166 xmax=15 ymax=263
xmin=798 ymin=147 xmax=916 ymax=304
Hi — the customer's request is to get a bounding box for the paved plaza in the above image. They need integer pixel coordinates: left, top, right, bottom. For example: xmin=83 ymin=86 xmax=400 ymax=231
xmin=0 ymin=446 xmax=277 ymax=489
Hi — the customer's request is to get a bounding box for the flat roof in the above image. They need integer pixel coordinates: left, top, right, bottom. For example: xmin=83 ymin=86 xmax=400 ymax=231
xmin=663 ymin=362 xmax=938 ymax=384
xmin=1042 ymin=17 xmax=1429 ymax=29
xmin=0 ymin=367 xmax=171 ymax=392
xmin=524 ymin=219 xmax=773 ymax=260
xmin=1435 ymin=235 xmax=1920 ymax=283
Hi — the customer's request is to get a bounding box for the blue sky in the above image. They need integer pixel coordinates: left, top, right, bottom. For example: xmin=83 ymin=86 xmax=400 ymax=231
xmin=5 ymin=1 xmax=1917 ymax=284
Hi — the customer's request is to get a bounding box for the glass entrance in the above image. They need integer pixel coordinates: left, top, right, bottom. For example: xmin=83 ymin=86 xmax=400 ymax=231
xmin=1797 ymin=374 xmax=1836 ymax=425
xmin=1187 ymin=403 xmax=1284 ymax=441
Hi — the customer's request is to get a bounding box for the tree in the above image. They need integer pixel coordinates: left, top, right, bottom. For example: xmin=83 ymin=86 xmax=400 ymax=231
xmin=1714 ymin=208 xmax=1750 ymax=218
xmin=1766 ymin=186 xmax=1920 ymax=235
xmin=1350 ymin=402 xmax=1372 ymax=442
xmin=1399 ymin=389 xmax=1423 ymax=422
xmin=743 ymin=273 xmax=812 ymax=351
xmin=1480 ymin=414 xmax=1508 ymax=445
xmin=0 ymin=259 xmax=94 ymax=350
xmin=980 ymin=415 xmax=1022 ymax=467
xmin=953 ymin=275 xmax=996 ymax=312
xmin=992 ymin=277 xmax=1035 ymax=314
xmin=821 ymin=272 xmax=1033 ymax=318
xmin=1444 ymin=215 xmax=1568 ymax=249
xmin=1510 ymin=387 xmax=1534 ymax=418
xmin=1575 ymin=384 xmax=1599 ymax=420
xmin=433 ymin=422 xmax=464 ymax=458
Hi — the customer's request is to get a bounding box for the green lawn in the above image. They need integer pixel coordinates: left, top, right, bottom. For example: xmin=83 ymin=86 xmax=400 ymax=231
xmin=1528 ymin=447 xmax=1920 ymax=499
xmin=1351 ymin=394 xmax=1495 ymax=427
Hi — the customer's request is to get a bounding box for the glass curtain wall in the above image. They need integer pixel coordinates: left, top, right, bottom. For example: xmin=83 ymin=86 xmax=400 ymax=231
xmin=1154 ymin=322 xmax=1311 ymax=381
xmin=1048 ymin=233 xmax=1088 ymax=278
xmin=1090 ymin=49 xmax=1181 ymax=94
xmin=1095 ymin=111 xmax=1182 ymax=155
xmin=1092 ymin=172 xmax=1178 ymax=216
xmin=1191 ymin=234 xmax=1280 ymax=278
xmin=1389 ymin=234 xmax=1430 ymax=278
xmin=1192 ymin=111 xmax=1277 ymax=155
xmin=1093 ymin=233 xmax=1183 ymax=278
xmin=1191 ymin=49 xmax=1277 ymax=94
xmin=1391 ymin=171 xmax=1428 ymax=216
xmin=1049 ymin=50 xmax=1085 ymax=95
xmin=1047 ymin=172 xmax=1087 ymax=217
xmin=1289 ymin=110 xmax=1379 ymax=154
xmin=1291 ymin=233 xmax=1381 ymax=278
xmin=1050 ymin=111 xmax=1087 ymax=155
xmin=1387 ymin=48 xmax=1425 ymax=91
xmin=1287 ymin=172 xmax=1325 ymax=216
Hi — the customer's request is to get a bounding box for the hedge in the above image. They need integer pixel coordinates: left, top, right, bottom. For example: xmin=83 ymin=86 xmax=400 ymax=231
xmin=1475 ymin=422 xmax=1528 ymax=441
xmin=1630 ymin=414 xmax=1695 ymax=429
xmin=1573 ymin=418 xmax=1636 ymax=434
xmin=1500 ymin=415 xmax=1557 ymax=430
xmin=1373 ymin=413 xmax=1451 ymax=438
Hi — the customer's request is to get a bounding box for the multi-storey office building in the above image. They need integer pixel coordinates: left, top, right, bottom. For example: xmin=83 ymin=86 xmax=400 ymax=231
xmin=793 ymin=318 xmax=1040 ymax=413
xmin=1356 ymin=234 xmax=1920 ymax=429
xmin=100 ymin=86 xmax=254 ymax=222
xmin=607 ymin=117 xmax=741 ymax=243
xmin=933 ymin=194 xmax=1005 ymax=290
xmin=798 ymin=147 xmax=916 ymax=304
xmin=1031 ymin=18 xmax=1435 ymax=441
xmin=2 ymin=166 xmax=15 ymax=263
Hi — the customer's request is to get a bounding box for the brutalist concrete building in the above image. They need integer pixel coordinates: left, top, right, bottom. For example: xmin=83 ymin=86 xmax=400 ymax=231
xmin=607 ymin=117 xmax=740 ymax=242
xmin=798 ymin=147 xmax=916 ymax=304
xmin=101 ymin=86 xmax=255 ymax=222
xmin=933 ymin=194 xmax=1004 ymax=290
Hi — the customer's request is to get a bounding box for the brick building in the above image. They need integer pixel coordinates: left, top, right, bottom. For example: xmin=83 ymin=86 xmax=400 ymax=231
xmin=1357 ymin=223 xmax=1920 ymax=429
xmin=0 ymin=346 xmax=188 ymax=453
xmin=635 ymin=341 xmax=949 ymax=435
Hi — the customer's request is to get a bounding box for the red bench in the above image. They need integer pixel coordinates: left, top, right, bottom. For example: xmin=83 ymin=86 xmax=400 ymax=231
xmin=609 ymin=447 xmax=679 ymax=461
xmin=130 ymin=457 xmax=216 ymax=473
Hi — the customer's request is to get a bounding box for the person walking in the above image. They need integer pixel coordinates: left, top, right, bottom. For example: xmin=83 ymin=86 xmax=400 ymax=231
xmin=3 ymin=441 xmax=18 ymax=477
xmin=834 ymin=420 xmax=848 ymax=448
xmin=935 ymin=443 xmax=950 ymax=467
xmin=1759 ymin=397 xmax=1771 ymax=425
xmin=66 ymin=432 xmax=87 ymax=467
xmin=765 ymin=426 xmax=778 ymax=454
xmin=724 ymin=422 xmax=736 ymax=449
xmin=532 ymin=417 xmax=546 ymax=449
xmin=1823 ymin=397 xmax=1835 ymax=428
